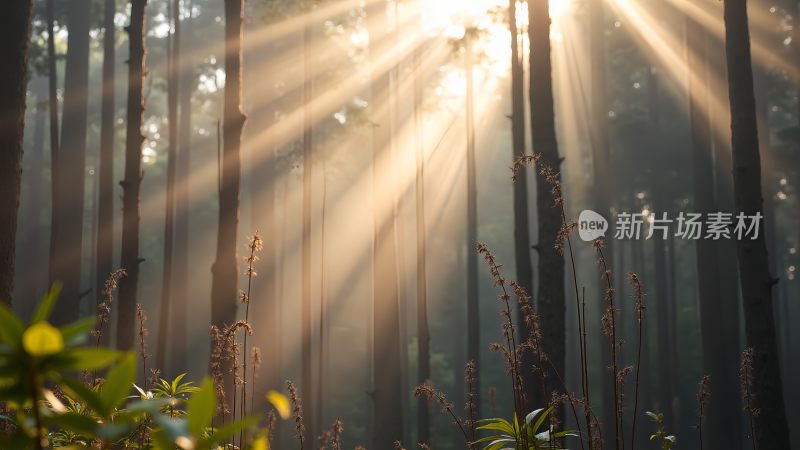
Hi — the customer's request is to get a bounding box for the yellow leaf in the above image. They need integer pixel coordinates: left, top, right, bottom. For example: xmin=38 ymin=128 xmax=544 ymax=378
xmin=251 ymin=435 xmax=268 ymax=450
xmin=22 ymin=321 xmax=64 ymax=356
xmin=266 ymin=390 xmax=291 ymax=420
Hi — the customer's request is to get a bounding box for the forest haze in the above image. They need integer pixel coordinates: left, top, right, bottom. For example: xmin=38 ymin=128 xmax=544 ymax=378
xmin=0 ymin=0 xmax=799 ymax=448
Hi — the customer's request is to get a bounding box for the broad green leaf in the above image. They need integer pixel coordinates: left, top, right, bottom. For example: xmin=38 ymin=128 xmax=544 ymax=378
xmin=56 ymin=348 xmax=119 ymax=371
xmin=530 ymin=406 xmax=553 ymax=433
xmin=0 ymin=304 xmax=23 ymax=347
xmin=59 ymin=376 xmax=106 ymax=415
xmin=172 ymin=373 xmax=186 ymax=392
xmin=151 ymin=411 xmax=189 ymax=442
xmin=31 ymin=283 xmax=62 ymax=324
xmin=266 ymin=390 xmax=291 ymax=419
xmin=44 ymin=412 xmax=98 ymax=435
xmin=22 ymin=322 xmax=64 ymax=356
xmin=100 ymin=352 xmax=135 ymax=413
xmin=60 ymin=317 xmax=96 ymax=346
xmin=187 ymin=377 xmax=215 ymax=437
xmin=205 ymin=415 xmax=260 ymax=447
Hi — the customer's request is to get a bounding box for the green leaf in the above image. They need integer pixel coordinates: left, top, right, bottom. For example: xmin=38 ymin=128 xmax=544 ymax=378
xmin=476 ymin=418 xmax=515 ymax=435
xmin=55 ymin=348 xmax=120 ymax=371
xmin=151 ymin=411 xmax=189 ymax=442
xmin=187 ymin=377 xmax=215 ymax=437
xmin=31 ymin=283 xmax=62 ymax=324
xmin=59 ymin=376 xmax=106 ymax=415
xmin=60 ymin=318 xmax=96 ymax=346
xmin=0 ymin=304 xmax=23 ymax=348
xmin=44 ymin=412 xmax=98 ymax=435
xmin=100 ymin=352 xmax=135 ymax=414
xmin=530 ymin=406 xmax=553 ymax=433
xmin=204 ymin=415 xmax=259 ymax=447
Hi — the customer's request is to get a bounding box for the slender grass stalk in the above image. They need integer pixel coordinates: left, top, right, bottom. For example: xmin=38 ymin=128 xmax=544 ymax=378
xmin=240 ymin=232 xmax=262 ymax=446
xmin=477 ymin=243 xmax=529 ymax=449
xmin=696 ymin=375 xmax=710 ymax=450
xmin=513 ymin=154 xmax=593 ymax=447
xmin=288 ymin=379 xmax=307 ymax=450
xmin=595 ymin=243 xmax=621 ymax=450
xmin=627 ymin=273 xmax=646 ymax=450
xmin=413 ymin=382 xmax=471 ymax=446
xmin=740 ymin=347 xmax=758 ymax=450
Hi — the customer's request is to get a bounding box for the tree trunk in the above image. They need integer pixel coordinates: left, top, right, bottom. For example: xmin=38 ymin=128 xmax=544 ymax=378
xmin=157 ymin=0 xmax=180 ymax=375
xmin=414 ymin=21 xmax=431 ymax=447
xmin=722 ymin=0 xmax=791 ymax=447
xmin=686 ymin=18 xmax=743 ymax=449
xmin=587 ymin=0 xmax=616 ymax=438
xmin=528 ymin=0 xmax=565 ymax=410
xmin=509 ymin=0 xmax=536 ymax=410
xmin=96 ymin=0 xmax=116 ymax=346
xmin=117 ymin=0 xmax=147 ymax=350
xmin=464 ymin=27 xmax=481 ymax=420
xmin=0 ymin=0 xmax=33 ymax=306
xmin=368 ymin=1 xmax=404 ymax=446
xmin=172 ymin=0 xmax=193 ymax=370
xmin=211 ymin=0 xmax=246 ymax=327
xmin=46 ymin=0 xmax=60 ymax=294
xmin=51 ymin=0 xmax=91 ymax=324
xmin=209 ymin=0 xmax=245 ymax=407
xmin=301 ymin=4 xmax=315 ymax=444
xmin=18 ymin=78 xmax=48 ymax=316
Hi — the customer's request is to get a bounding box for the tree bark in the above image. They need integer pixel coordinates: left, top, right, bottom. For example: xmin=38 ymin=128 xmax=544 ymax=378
xmin=587 ymin=0 xmax=616 ymax=438
xmin=18 ymin=78 xmax=48 ymax=317
xmin=509 ymin=0 xmax=536 ymax=410
xmin=722 ymin=0 xmax=791 ymax=447
xmin=301 ymin=3 xmax=315 ymax=443
xmin=368 ymin=1 xmax=404 ymax=446
xmin=51 ymin=0 xmax=91 ymax=324
xmin=157 ymin=0 xmax=180 ymax=375
xmin=686 ymin=18 xmax=742 ymax=449
xmin=464 ymin=26 xmax=481 ymax=420
xmin=96 ymin=0 xmax=116 ymax=346
xmin=209 ymin=0 xmax=246 ymax=362
xmin=528 ymin=0 xmax=565 ymax=410
xmin=46 ymin=0 xmax=60 ymax=294
xmin=414 ymin=17 xmax=431 ymax=447
xmin=172 ymin=0 xmax=193 ymax=370
xmin=0 ymin=0 xmax=33 ymax=306
xmin=117 ymin=0 xmax=148 ymax=350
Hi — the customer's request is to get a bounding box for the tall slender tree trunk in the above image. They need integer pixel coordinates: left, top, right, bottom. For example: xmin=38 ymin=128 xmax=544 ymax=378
xmin=368 ymin=1 xmax=404 ymax=446
xmin=18 ymin=78 xmax=48 ymax=316
xmin=52 ymin=0 xmax=91 ymax=323
xmin=686 ymin=18 xmax=742 ymax=449
xmin=172 ymin=0 xmax=193 ymax=369
xmin=210 ymin=0 xmax=246 ymax=344
xmin=528 ymin=0 xmax=565 ymax=410
xmin=587 ymin=0 xmax=615 ymax=438
xmin=157 ymin=0 xmax=180 ymax=374
xmin=46 ymin=0 xmax=60 ymax=292
xmin=722 ymin=0 xmax=791 ymax=447
xmin=509 ymin=0 xmax=536 ymax=409
xmin=301 ymin=4 xmax=315 ymax=444
xmin=0 ymin=0 xmax=33 ymax=306
xmin=414 ymin=18 xmax=431 ymax=446
xmin=117 ymin=0 xmax=148 ymax=350
xmin=464 ymin=26 xmax=481 ymax=420
xmin=96 ymin=0 xmax=116 ymax=345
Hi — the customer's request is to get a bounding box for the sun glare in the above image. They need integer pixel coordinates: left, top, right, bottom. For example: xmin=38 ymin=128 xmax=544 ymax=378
xmin=550 ymin=0 xmax=572 ymax=19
